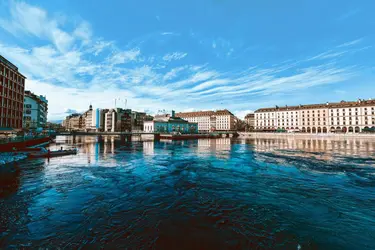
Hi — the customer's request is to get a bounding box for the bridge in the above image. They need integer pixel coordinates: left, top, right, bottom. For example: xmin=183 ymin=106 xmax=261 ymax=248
xmin=57 ymin=131 xmax=159 ymax=136
xmin=56 ymin=131 xmax=239 ymax=141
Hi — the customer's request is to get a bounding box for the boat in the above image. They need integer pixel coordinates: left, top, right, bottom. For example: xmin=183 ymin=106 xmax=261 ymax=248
xmin=28 ymin=149 xmax=78 ymax=159
xmin=0 ymin=136 xmax=52 ymax=152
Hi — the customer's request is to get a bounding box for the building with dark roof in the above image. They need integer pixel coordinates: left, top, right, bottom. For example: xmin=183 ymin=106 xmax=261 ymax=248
xmin=254 ymin=99 xmax=375 ymax=133
xmin=176 ymin=109 xmax=236 ymax=132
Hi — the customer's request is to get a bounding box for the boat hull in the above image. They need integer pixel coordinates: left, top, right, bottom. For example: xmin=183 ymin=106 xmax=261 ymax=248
xmin=28 ymin=150 xmax=77 ymax=159
xmin=0 ymin=137 xmax=52 ymax=152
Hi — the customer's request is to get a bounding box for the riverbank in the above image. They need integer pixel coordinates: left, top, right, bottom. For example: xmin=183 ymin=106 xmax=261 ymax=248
xmin=239 ymin=132 xmax=375 ymax=139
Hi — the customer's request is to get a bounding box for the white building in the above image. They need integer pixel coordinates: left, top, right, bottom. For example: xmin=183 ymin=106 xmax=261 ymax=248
xmin=255 ymin=99 xmax=375 ymax=133
xmin=104 ymin=109 xmax=116 ymax=132
xmin=176 ymin=109 xmax=236 ymax=132
xmin=23 ymin=90 xmax=48 ymax=129
xmin=83 ymin=105 xmax=102 ymax=132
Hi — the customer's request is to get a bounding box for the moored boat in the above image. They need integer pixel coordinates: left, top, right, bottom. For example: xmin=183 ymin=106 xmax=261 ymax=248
xmin=28 ymin=149 xmax=78 ymax=158
xmin=0 ymin=136 xmax=52 ymax=152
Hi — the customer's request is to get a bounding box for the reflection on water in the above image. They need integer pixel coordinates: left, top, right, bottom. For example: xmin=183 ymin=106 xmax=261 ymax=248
xmin=250 ymin=137 xmax=375 ymax=157
xmin=248 ymin=137 xmax=375 ymax=168
xmin=0 ymin=136 xmax=374 ymax=249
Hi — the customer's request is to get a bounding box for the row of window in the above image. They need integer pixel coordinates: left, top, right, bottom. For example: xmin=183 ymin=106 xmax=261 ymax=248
xmin=257 ymin=107 xmax=375 ymax=117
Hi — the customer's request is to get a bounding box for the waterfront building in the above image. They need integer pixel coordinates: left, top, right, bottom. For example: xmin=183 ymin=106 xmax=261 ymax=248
xmin=103 ymin=108 xmax=132 ymax=132
xmin=81 ymin=105 xmax=102 ymax=132
xmin=0 ymin=55 xmax=26 ymax=130
xmin=99 ymin=109 xmax=109 ymax=130
xmin=176 ymin=109 xmax=236 ymax=132
xmin=104 ymin=109 xmax=116 ymax=132
xmin=63 ymin=113 xmax=81 ymax=131
xmin=254 ymin=99 xmax=375 ymax=133
xmin=144 ymin=111 xmax=198 ymax=133
xmin=131 ymin=111 xmax=149 ymax=131
xmin=244 ymin=113 xmax=255 ymax=131
xmin=23 ymin=90 xmax=48 ymax=130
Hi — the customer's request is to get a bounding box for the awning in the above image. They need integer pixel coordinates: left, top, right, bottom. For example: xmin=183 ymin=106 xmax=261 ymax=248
xmin=0 ymin=127 xmax=15 ymax=134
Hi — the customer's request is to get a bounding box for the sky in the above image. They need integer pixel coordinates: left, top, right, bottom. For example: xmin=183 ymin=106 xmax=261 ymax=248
xmin=0 ymin=0 xmax=374 ymax=121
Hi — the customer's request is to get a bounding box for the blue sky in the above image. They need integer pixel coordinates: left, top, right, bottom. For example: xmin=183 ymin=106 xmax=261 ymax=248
xmin=0 ymin=0 xmax=374 ymax=120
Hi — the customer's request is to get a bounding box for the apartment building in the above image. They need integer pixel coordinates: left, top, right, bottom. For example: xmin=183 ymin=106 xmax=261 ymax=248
xmin=103 ymin=108 xmax=132 ymax=132
xmin=63 ymin=113 xmax=82 ymax=131
xmin=23 ymin=90 xmax=48 ymax=129
xmin=255 ymin=99 xmax=375 ymax=133
xmin=176 ymin=109 xmax=236 ymax=132
xmin=244 ymin=113 xmax=255 ymax=131
xmin=0 ymin=55 xmax=26 ymax=130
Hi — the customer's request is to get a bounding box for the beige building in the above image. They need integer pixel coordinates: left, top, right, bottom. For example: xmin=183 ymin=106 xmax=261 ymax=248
xmin=62 ymin=113 xmax=81 ymax=131
xmin=244 ymin=113 xmax=255 ymax=131
xmin=176 ymin=109 xmax=236 ymax=132
xmin=255 ymin=99 xmax=375 ymax=133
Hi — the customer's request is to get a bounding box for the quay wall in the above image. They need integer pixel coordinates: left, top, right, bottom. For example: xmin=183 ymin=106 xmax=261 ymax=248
xmin=238 ymin=132 xmax=375 ymax=140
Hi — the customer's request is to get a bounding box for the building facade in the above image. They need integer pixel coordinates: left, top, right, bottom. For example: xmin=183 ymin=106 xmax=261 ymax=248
xmin=255 ymin=99 xmax=375 ymax=133
xmin=0 ymin=55 xmax=26 ymax=130
xmin=103 ymin=108 xmax=132 ymax=132
xmin=63 ymin=113 xmax=82 ymax=131
xmin=244 ymin=113 xmax=255 ymax=131
xmin=81 ymin=105 xmax=102 ymax=132
xmin=23 ymin=90 xmax=48 ymax=129
xmin=143 ymin=112 xmax=198 ymax=134
xmin=131 ymin=111 xmax=147 ymax=131
xmin=176 ymin=109 xmax=236 ymax=132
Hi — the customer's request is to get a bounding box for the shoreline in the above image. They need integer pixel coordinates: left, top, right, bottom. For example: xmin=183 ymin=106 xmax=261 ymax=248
xmin=239 ymin=132 xmax=375 ymax=140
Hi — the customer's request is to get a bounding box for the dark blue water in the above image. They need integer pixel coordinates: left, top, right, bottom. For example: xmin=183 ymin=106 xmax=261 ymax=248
xmin=1 ymin=136 xmax=375 ymax=249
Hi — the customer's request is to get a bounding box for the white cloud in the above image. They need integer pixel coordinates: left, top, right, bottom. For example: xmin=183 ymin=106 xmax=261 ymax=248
xmin=73 ymin=21 xmax=92 ymax=44
xmin=109 ymin=49 xmax=141 ymax=65
xmin=0 ymin=1 xmax=75 ymax=52
xmin=87 ymin=40 xmax=114 ymax=56
xmin=162 ymin=52 xmax=187 ymax=62
xmin=163 ymin=66 xmax=187 ymax=81
xmin=0 ymin=1 xmax=363 ymax=121
xmin=337 ymin=38 xmax=363 ymax=48
xmin=308 ymin=51 xmax=347 ymax=61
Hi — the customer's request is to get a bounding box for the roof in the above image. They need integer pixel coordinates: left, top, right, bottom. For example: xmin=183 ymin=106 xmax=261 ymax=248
xmin=176 ymin=109 xmax=235 ymax=117
xmin=0 ymin=54 xmax=26 ymax=78
xmin=154 ymin=114 xmax=190 ymax=123
xmin=255 ymin=99 xmax=375 ymax=113
xmin=244 ymin=113 xmax=254 ymax=119
xmin=25 ymin=90 xmax=48 ymax=104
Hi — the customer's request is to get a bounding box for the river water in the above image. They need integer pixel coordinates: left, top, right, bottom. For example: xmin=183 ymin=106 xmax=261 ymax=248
xmin=0 ymin=136 xmax=374 ymax=249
